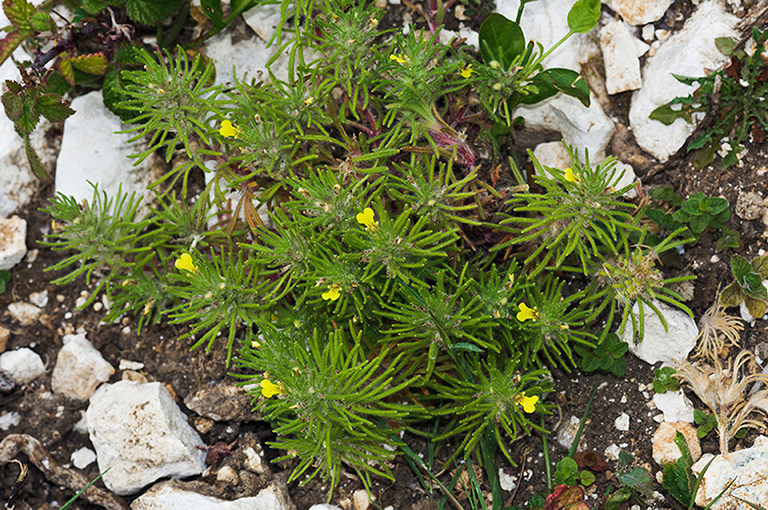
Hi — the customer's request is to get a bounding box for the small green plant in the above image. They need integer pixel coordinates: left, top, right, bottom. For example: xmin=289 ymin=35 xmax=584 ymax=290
xmin=650 ymin=27 xmax=768 ymax=169
xmin=0 ymin=269 xmax=10 ymax=294
xmin=674 ymin=193 xmax=730 ymax=237
xmin=720 ymin=254 xmax=768 ymax=318
xmin=553 ymin=457 xmax=595 ymax=487
xmin=693 ymin=409 xmax=717 ymax=439
xmin=653 ymin=366 xmax=681 ymax=394
xmin=603 ymin=450 xmax=654 ymax=510
xmin=574 ymin=332 xmax=628 ymax=377
xmin=646 ymin=187 xmax=735 ymax=247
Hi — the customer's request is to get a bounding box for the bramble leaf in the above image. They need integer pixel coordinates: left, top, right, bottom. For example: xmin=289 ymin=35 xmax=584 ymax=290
xmin=70 ymin=52 xmax=109 ymax=75
xmin=37 ymin=93 xmax=74 ymax=122
xmin=126 ymin=0 xmax=184 ymax=25
xmin=4 ymin=0 xmax=35 ymax=30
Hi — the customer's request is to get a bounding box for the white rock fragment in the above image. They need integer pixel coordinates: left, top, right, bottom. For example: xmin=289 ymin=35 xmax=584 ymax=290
xmin=693 ymin=436 xmax=768 ymax=510
xmin=119 ymin=359 xmax=145 ymax=371
xmin=600 ymin=20 xmax=649 ymax=94
xmin=353 ymin=489 xmax=371 ymax=510
xmin=131 ymin=481 xmax=292 ymax=510
xmin=243 ymin=446 xmax=266 ymax=474
xmin=71 ymin=447 xmax=97 ymax=469
xmin=603 ymin=0 xmax=674 ymax=25
xmin=0 ymin=411 xmax=20 ymax=430
xmin=55 ymin=91 xmax=162 ymax=215
xmin=51 ymin=334 xmax=115 ymax=401
xmin=0 ymin=216 xmax=27 ymax=270
xmin=497 ymin=0 xmax=614 ymax=159
xmin=499 ymin=469 xmax=518 ymax=491
xmin=652 ymin=389 xmax=695 ymax=422
xmin=0 ymin=348 xmax=45 ymax=384
xmin=87 ymin=380 xmax=206 ymax=495
xmin=532 ymin=141 xmax=572 ymax=176
xmin=652 ymin=421 xmax=700 ymax=466
xmin=241 ymin=3 xmax=283 ymax=41
xmin=629 ymin=1 xmax=739 ymax=162
xmin=28 ymin=290 xmax=48 ymax=308
xmin=615 ymin=412 xmax=630 ymax=431
xmin=604 ymin=444 xmax=622 ymax=461
xmin=621 ymin=300 xmax=698 ymax=365
xmin=641 ymin=24 xmax=655 ymax=42
xmin=557 ymin=415 xmax=584 ymax=450
xmin=7 ymin=302 xmax=41 ymax=326
xmin=309 ymin=506 xmax=344 ymax=510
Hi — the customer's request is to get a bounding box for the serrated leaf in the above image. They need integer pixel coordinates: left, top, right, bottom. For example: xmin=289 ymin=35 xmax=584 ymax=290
xmin=689 ymin=213 xmax=709 ymax=234
xmin=17 ymin=88 xmax=39 ymax=134
xmin=2 ymin=89 xmax=22 ymax=120
xmin=610 ymin=355 xmax=626 ymax=377
xmin=102 ymin=66 xmax=137 ymax=122
xmin=36 ymin=93 xmax=74 ymax=122
xmin=57 ymin=57 xmax=74 ymax=85
xmin=4 ymin=0 xmax=35 ymax=30
xmin=731 ymin=254 xmax=753 ymax=282
xmin=649 ymin=185 xmax=682 ymax=206
xmin=69 ymin=52 xmax=108 ymax=75
xmin=80 ymin=0 xmax=110 ymax=14
xmin=30 ymin=10 xmax=51 ymax=31
xmin=709 ymin=197 xmax=729 ymax=214
xmin=126 ymin=0 xmax=184 ymax=25
xmin=0 ymin=30 xmax=28 ymax=67
xmin=745 ymin=296 xmax=767 ymax=318
xmin=478 ymin=13 xmax=525 ymax=69
xmin=23 ymin=132 xmax=48 ymax=179
xmin=619 ymin=467 xmax=653 ymax=497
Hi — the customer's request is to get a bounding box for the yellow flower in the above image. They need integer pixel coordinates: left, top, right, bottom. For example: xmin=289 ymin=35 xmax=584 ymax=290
xmin=564 ymin=167 xmax=581 ymax=183
xmin=304 ymin=96 xmax=314 ymax=106
xmin=515 ymin=392 xmax=538 ymax=413
xmin=261 ymin=379 xmax=285 ymax=398
xmin=492 ymin=82 xmax=503 ymax=91
xmin=322 ymin=283 xmax=341 ymax=301
xmin=390 ymin=53 xmax=409 ymax=64
xmin=219 ymin=119 xmax=240 ymax=138
xmin=356 ymin=207 xmax=378 ymax=232
xmin=174 ymin=253 xmax=198 ymax=273
xmin=460 ymin=64 xmax=474 ymax=79
xmin=516 ymin=302 xmax=539 ymax=322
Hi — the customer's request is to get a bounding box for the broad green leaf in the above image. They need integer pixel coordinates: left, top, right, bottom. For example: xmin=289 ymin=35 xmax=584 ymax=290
xmin=16 ymin=89 xmax=39 ymax=134
xmin=1 ymin=89 xmax=22 ymax=120
xmin=682 ymin=196 xmax=703 ymax=215
xmin=567 ymin=0 xmax=600 ymax=34
xmin=719 ymin=282 xmax=745 ymax=307
xmin=745 ymin=274 xmax=768 ymax=300
xmin=745 ymin=296 xmax=767 ymax=318
xmin=30 ymin=10 xmax=52 ymax=31
xmin=649 ymin=185 xmax=683 ymax=207
xmin=478 ymin=13 xmax=525 ymax=69
xmin=692 ymin=143 xmax=716 ymax=169
xmin=102 ymin=67 xmax=137 ymax=122
xmin=731 ymin=255 xmax=753 ymax=282
xmin=126 ymin=0 xmax=184 ymax=25
xmin=546 ymin=67 xmax=590 ymax=106
xmin=200 ymin=0 xmax=225 ymax=30
xmin=751 ymin=255 xmax=768 ymax=279
xmin=36 ymin=93 xmax=74 ymax=122
xmin=4 ymin=0 xmax=35 ymax=30
xmin=605 ymin=487 xmax=634 ymax=510
xmin=70 ymin=52 xmax=108 ymax=75
xmin=650 ymin=104 xmax=691 ymax=125
xmin=619 ymin=467 xmax=653 ymax=497
xmin=716 ymin=37 xmax=735 ymax=56
xmin=80 ymin=0 xmax=110 ymax=14
xmin=57 ymin=57 xmax=75 ymax=85
xmin=689 ymin=213 xmax=708 ymax=234
xmin=610 ymin=356 xmax=626 ymax=377
xmin=519 ymin=71 xmax=558 ymax=105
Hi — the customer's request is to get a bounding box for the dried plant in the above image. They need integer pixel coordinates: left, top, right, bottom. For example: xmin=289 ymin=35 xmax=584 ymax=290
xmin=674 ymin=350 xmax=768 ymax=453
xmin=693 ymin=288 xmax=744 ymax=361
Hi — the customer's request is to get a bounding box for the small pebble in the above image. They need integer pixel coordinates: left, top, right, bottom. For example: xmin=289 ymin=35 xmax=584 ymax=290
xmin=65 ymin=312 xmax=73 ymax=319
xmin=710 ymin=255 xmax=719 ymax=263
xmin=56 ymin=294 xmax=65 ymax=302
xmin=93 ymin=302 xmax=103 ymax=311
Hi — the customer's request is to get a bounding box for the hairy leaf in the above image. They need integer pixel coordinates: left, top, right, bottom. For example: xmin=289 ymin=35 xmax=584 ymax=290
xmin=37 ymin=93 xmax=74 ymax=122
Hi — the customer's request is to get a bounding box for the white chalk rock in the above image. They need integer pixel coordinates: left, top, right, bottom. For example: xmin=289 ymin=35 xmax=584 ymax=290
xmin=620 ymin=299 xmax=698 ymax=365
xmin=55 ymin=90 xmax=162 ymax=214
xmin=130 ymin=481 xmax=292 ymax=510
xmin=693 ymin=436 xmax=768 ymax=510
xmin=205 ymin=24 xmax=292 ymax=86
xmin=309 ymin=506 xmax=344 ymax=510
xmin=612 ymin=161 xmax=638 ymax=199
xmin=0 ymin=216 xmax=27 ymax=270
xmin=497 ymin=0 xmax=614 ymax=160
xmin=241 ymin=3 xmax=283 ymax=41
xmin=603 ymin=0 xmax=673 ymax=25
xmin=600 ymin=20 xmax=649 ymax=94
xmin=71 ymin=447 xmax=97 ymax=469
xmin=532 ymin=141 xmax=572 ymax=176
xmin=615 ymin=412 xmax=630 ymax=431
xmin=7 ymin=302 xmax=41 ymax=326
xmin=653 ymin=389 xmax=695 ymax=423
xmin=0 ymin=348 xmax=45 ymax=384
xmin=557 ymin=415 xmax=584 ymax=450
xmin=51 ymin=334 xmax=115 ymax=401
xmin=87 ymin=380 xmax=206 ymax=495
xmin=629 ymin=1 xmax=739 ymax=162
xmin=652 ymin=421 xmax=700 ymax=465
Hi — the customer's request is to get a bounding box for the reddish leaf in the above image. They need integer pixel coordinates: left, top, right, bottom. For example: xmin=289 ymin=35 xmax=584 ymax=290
xmin=69 ymin=52 xmax=108 ymax=75
xmin=3 ymin=0 xmax=35 ymax=30
xmin=545 ymin=485 xmax=590 ymax=510
xmin=572 ymin=450 xmax=610 ymax=472
xmin=57 ymin=57 xmax=74 ymax=85
xmin=0 ymin=30 xmax=27 ymax=67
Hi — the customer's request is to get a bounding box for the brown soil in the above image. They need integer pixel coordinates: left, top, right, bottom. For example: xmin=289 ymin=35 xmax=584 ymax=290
xmin=2 ymin=1 xmax=768 ymax=510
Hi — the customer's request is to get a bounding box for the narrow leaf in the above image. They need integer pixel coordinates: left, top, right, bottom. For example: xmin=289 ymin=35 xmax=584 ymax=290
xmin=24 ymin=133 xmax=49 ymax=179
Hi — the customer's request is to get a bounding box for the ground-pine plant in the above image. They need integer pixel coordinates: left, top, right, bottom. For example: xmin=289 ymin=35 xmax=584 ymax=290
xmin=20 ymin=0 xmax=698 ymax=503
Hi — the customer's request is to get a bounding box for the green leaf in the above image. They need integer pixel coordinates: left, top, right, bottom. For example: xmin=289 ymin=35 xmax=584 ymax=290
xmin=2 ymin=89 xmax=22 ymax=121
xmin=720 ymin=282 xmax=745 ymax=307
xmin=649 ymin=185 xmax=682 ymax=207
xmin=0 ymin=30 xmax=29 ymax=67
xmin=36 ymin=93 xmax=74 ymax=122
xmin=731 ymin=255 xmax=753 ymax=282
xmin=567 ymin=0 xmax=600 ymax=34
xmin=751 ymin=256 xmax=768 ymax=279
xmin=70 ymin=52 xmax=108 ymax=75
xmin=708 ymin=197 xmax=729 ymax=214
xmin=689 ymin=213 xmax=709 ymax=234
xmin=692 ymin=143 xmax=717 ymax=170
xmin=650 ymin=104 xmax=689 ymax=125
xmin=478 ymin=13 xmax=525 ymax=69
xmin=619 ymin=467 xmax=653 ymax=498
xmin=4 ymin=0 xmax=35 ymax=30
xmin=579 ymin=470 xmax=595 ymax=486
xmin=605 ymin=487 xmax=635 ymax=510
xmin=30 ymin=10 xmax=52 ymax=31
xmin=126 ymin=0 xmax=184 ymax=25
xmin=716 ymin=37 xmax=735 ymax=56
xmin=23 ymin=133 xmax=49 ymax=179
xmin=80 ymin=0 xmax=110 ymax=14
xmin=609 ymin=355 xmax=626 ymax=377
xmin=16 ymin=88 xmax=39 ymax=134
xmin=546 ymin=68 xmax=590 ymax=107
xmin=0 ymin=270 xmax=10 ymax=294
xmin=745 ymin=296 xmax=767 ymax=318
xmin=200 ymin=0 xmax=225 ymax=30
xmin=453 ymin=342 xmax=483 ymax=352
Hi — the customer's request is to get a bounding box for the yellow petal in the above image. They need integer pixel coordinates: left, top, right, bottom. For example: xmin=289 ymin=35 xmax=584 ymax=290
xmin=516 ymin=303 xmax=539 ymax=322
xmin=356 ymin=207 xmax=378 ymax=231
xmin=219 ymin=119 xmax=240 ymax=138
xmin=261 ymin=379 xmax=285 ymax=398
xmin=322 ymin=284 xmax=341 ymax=301
xmin=304 ymin=96 xmax=314 ymax=106
xmin=564 ymin=167 xmax=581 ymax=183
xmin=460 ymin=64 xmax=474 ymax=79
xmin=390 ymin=54 xmax=409 ymax=64
xmin=519 ymin=393 xmax=538 ymax=413
xmin=174 ymin=253 xmax=198 ymax=273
